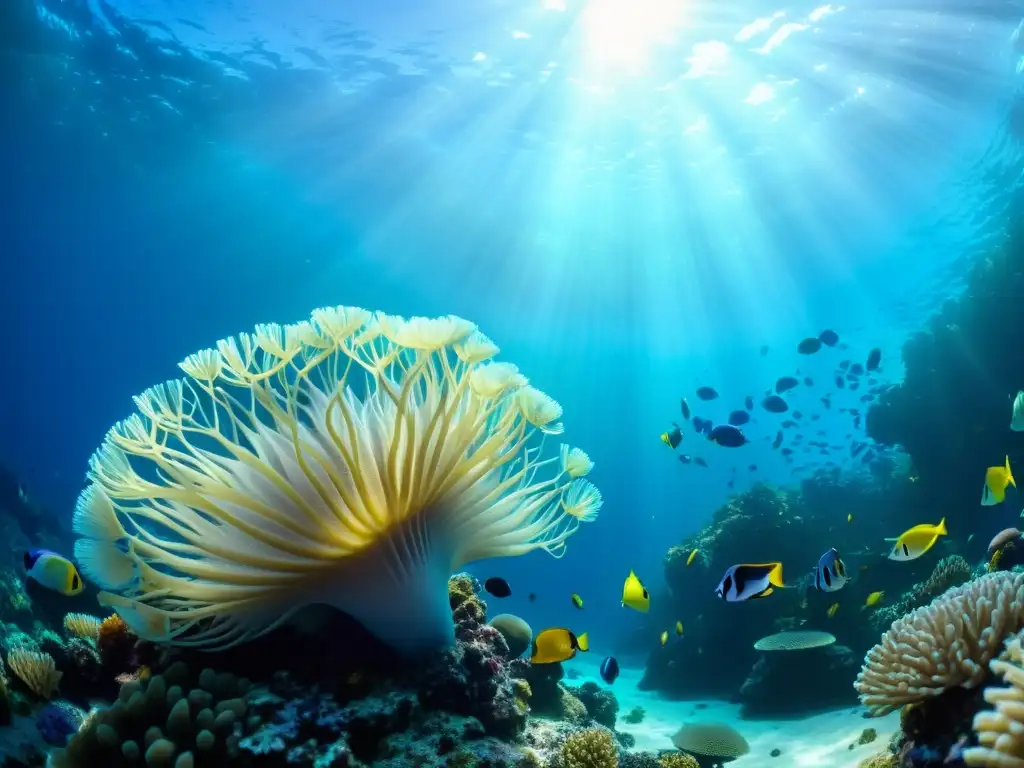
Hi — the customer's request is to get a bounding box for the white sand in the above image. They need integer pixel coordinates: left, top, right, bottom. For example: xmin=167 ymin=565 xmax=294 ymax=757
xmin=561 ymin=657 xmax=899 ymax=767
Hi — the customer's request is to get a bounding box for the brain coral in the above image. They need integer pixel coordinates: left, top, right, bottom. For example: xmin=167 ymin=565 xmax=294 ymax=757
xmin=671 ymin=722 xmax=749 ymax=762
xmin=71 ymin=308 xmax=602 ymax=656
xmin=856 ymin=572 xmax=1024 ymax=715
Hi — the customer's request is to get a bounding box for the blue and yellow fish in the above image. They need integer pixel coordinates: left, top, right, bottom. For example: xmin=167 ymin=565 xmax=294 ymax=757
xmin=24 ymin=549 xmax=84 ymax=596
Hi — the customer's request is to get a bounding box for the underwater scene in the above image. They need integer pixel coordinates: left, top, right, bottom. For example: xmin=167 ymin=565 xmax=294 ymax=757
xmin=6 ymin=0 xmax=1024 ymax=767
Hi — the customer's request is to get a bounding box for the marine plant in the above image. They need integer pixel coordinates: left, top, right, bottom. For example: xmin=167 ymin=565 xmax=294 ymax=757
xmin=62 ymin=613 xmax=101 ymax=641
xmin=657 ymin=754 xmax=699 ymax=768
xmin=559 ymin=727 xmax=619 ymax=768
xmin=72 ymin=307 xmax=602 ymax=656
xmin=856 ymin=571 xmax=1024 ymax=714
xmin=6 ymin=648 xmax=61 ymax=699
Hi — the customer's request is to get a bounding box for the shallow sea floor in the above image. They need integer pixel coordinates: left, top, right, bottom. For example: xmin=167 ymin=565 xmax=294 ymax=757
xmin=561 ymin=657 xmax=900 ymax=767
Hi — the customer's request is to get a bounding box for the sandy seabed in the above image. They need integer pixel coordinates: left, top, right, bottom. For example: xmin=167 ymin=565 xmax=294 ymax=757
xmin=562 ymin=657 xmax=899 ymax=767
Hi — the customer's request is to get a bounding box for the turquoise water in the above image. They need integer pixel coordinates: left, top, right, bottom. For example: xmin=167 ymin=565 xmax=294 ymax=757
xmin=3 ymin=1 xmax=1024 ymax=764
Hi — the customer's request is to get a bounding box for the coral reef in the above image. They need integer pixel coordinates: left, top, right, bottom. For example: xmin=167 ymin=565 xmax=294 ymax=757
xmin=36 ymin=701 xmax=85 ymax=747
xmin=6 ymin=648 xmax=61 ymax=699
xmin=963 ymin=630 xmax=1024 ymax=765
xmin=568 ymin=682 xmax=618 ymax=730
xmin=624 ymin=706 xmax=645 ymax=724
xmin=47 ymin=661 xmax=251 ymax=767
xmin=489 ymin=614 xmax=533 ymax=659
xmin=559 ymin=727 xmax=618 ymax=768
xmin=738 ymin=642 xmax=859 ymax=716
xmin=73 ymin=307 xmax=601 ymax=658
xmin=856 ymin=571 xmax=1024 ymax=714
xmin=657 ymin=755 xmax=700 ymax=768
xmin=670 ymin=722 xmax=749 ymax=766
xmin=870 ymin=556 xmax=973 ymax=631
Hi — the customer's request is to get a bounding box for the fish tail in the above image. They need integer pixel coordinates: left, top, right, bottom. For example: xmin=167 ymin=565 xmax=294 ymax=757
xmin=577 ymin=632 xmax=589 ymax=652
xmin=936 ymin=518 xmax=947 ymax=536
xmin=768 ymin=562 xmax=785 ymax=588
xmin=1007 ymin=455 xmax=1016 ymax=487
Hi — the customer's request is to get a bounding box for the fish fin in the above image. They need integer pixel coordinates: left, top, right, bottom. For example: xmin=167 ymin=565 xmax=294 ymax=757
xmin=752 ymin=587 xmax=774 ymax=599
xmin=577 ymin=632 xmax=589 ymax=652
xmin=935 ymin=518 xmax=947 ymax=536
xmin=767 ymin=562 xmax=785 ymax=588
xmin=1008 ymin=456 xmax=1016 ymax=488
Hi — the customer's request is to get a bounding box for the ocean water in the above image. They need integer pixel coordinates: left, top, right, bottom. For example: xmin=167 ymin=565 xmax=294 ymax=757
xmin=3 ymin=0 xmax=1024 ymax=765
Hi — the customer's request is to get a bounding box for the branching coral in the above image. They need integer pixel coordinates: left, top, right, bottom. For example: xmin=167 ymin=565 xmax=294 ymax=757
xmin=871 ymin=555 xmax=973 ymax=630
xmin=963 ymin=632 xmax=1024 ymax=766
xmin=856 ymin=572 xmax=1024 ymax=715
xmin=71 ymin=307 xmax=601 ymax=656
xmin=6 ymin=648 xmax=61 ymax=699
xmin=560 ymin=727 xmax=618 ymax=768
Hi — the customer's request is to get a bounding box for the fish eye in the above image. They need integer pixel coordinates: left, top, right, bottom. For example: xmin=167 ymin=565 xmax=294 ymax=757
xmin=72 ymin=575 xmax=80 ymax=590
xmin=642 ymin=588 xmax=649 ymax=599
xmin=902 ymin=543 xmax=910 ymax=557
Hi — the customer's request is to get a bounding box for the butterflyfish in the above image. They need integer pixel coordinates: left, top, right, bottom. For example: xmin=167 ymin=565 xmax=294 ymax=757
xmin=571 ymin=593 xmax=584 ymax=609
xmin=813 ymin=548 xmax=848 ymax=593
xmin=599 ymin=656 xmax=619 ymax=684
xmin=622 ymin=570 xmax=650 ymax=613
xmin=530 ymin=628 xmax=589 ymax=664
xmin=982 ymin=456 xmax=1015 ymax=506
xmin=1012 ymin=391 xmax=1024 ymax=432
xmin=715 ymin=562 xmax=784 ymax=602
xmin=660 ymin=424 xmax=683 ymax=449
xmin=887 ymin=519 xmax=947 ymax=561
xmin=686 ymin=549 xmax=699 ymax=567
xmin=24 ymin=550 xmax=84 ymax=596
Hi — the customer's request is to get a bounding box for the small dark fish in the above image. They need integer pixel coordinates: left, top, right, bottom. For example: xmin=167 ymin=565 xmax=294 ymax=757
xmin=776 ymin=376 xmax=799 ymax=393
xmin=850 ymin=383 xmax=860 ymax=391
xmin=728 ymin=410 xmax=750 ymax=426
xmin=811 ymin=414 xmax=821 ymax=421
xmin=846 ymin=373 xmax=858 ymax=382
xmin=860 ymin=394 xmax=873 ymax=402
xmin=838 ymin=360 xmax=850 ymax=370
xmin=782 ymin=420 xmax=797 ymax=428
xmin=772 ymin=431 xmax=783 ymax=449
xmin=680 ymin=398 xmax=691 ymax=420
xmin=709 ymin=424 xmax=747 ymax=447
xmin=727 ymin=480 xmax=735 ymax=489
xmin=748 ymin=464 xmax=758 ymax=471
xmin=849 ymin=363 xmax=864 ymax=376
xmin=759 ymin=345 xmax=769 ymax=356
xmin=818 ymin=330 xmax=840 ymax=347
xmin=853 ymin=415 xmax=861 ymax=429
xmin=793 ymin=410 xmax=803 ymax=419
xmin=798 ymin=337 xmax=822 ymax=355
xmin=678 ymin=454 xmax=692 ymax=465
xmin=762 ymin=395 xmax=788 ymax=413
xmin=600 ymin=656 xmax=620 ymax=685
xmin=851 ymin=443 xmax=865 ymax=457
xmin=694 ymin=457 xmax=708 ymax=468
xmin=485 ymin=577 xmax=512 ymax=598
xmin=696 ymin=387 xmax=719 ymax=401
xmin=528 ymin=593 xmax=536 ymax=602
xmin=745 ymin=396 xmax=754 ymax=411
xmin=820 ymin=397 xmax=831 ymax=409
xmin=849 ymin=408 xmax=860 ymax=415
xmin=781 ymin=447 xmax=794 ymax=456
xmin=804 ymin=377 xmax=813 ymax=387
xmin=693 ymin=417 xmax=712 ymax=436
xmin=835 ymin=376 xmax=845 ymax=389
xmin=866 ymin=348 xmax=882 ymax=371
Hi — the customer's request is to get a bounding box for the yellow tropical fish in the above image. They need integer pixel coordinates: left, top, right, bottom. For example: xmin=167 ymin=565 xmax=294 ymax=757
xmin=530 ymin=628 xmax=589 ymax=664
xmin=660 ymin=630 xmax=668 ymax=646
xmin=827 ymin=603 xmax=839 ymax=618
xmin=675 ymin=620 xmax=683 ymax=636
xmin=865 ymin=591 xmax=884 ymax=607
xmin=982 ymin=456 xmax=1016 ymax=506
xmin=660 ymin=425 xmax=682 ymax=449
xmin=686 ymin=549 xmax=699 ymax=567
xmin=622 ymin=570 xmax=650 ymax=613
xmin=887 ymin=519 xmax=947 ymax=561
xmin=24 ymin=550 xmax=84 ymax=596
xmin=847 ymin=513 xmax=853 ymax=524
xmin=571 ymin=593 xmax=584 ymax=609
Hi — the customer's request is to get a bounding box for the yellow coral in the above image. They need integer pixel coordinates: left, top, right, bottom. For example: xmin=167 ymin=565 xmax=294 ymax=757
xmin=560 ymin=728 xmax=618 ymax=768
xmin=6 ymin=648 xmax=61 ymax=699
xmin=71 ymin=308 xmax=602 ymax=656
xmin=964 ymin=632 xmax=1024 ymax=765
xmin=659 ymin=754 xmax=699 ymax=768
xmin=63 ymin=613 xmax=102 ymax=640
xmin=857 ymin=753 xmax=899 ymax=768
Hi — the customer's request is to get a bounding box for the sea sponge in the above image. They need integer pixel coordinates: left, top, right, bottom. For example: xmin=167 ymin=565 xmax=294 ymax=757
xmin=855 ymin=572 xmax=1024 ymax=715
xmin=63 ymin=614 xmax=102 ymax=641
xmin=560 ymin=727 xmax=618 ymax=768
xmin=489 ymin=614 xmax=533 ymax=658
xmin=963 ymin=632 xmax=1024 ymax=765
xmin=71 ymin=307 xmax=602 ymax=656
xmin=6 ymin=648 xmax=61 ymax=699
xmin=670 ymin=723 xmax=750 ymax=763
xmin=46 ymin=661 xmax=251 ymax=767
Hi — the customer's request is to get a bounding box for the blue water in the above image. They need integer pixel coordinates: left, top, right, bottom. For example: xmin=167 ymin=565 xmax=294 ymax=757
xmin=2 ymin=0 xmax=1024 ymax=655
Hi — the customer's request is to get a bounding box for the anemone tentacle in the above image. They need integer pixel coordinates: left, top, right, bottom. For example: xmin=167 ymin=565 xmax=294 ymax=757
xmin=73 ymin=307 xmax=601 ymax=655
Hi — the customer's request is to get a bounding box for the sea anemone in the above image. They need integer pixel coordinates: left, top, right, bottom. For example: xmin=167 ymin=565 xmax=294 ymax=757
xmin=72 ymin=307 xmax=599 ymax=656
